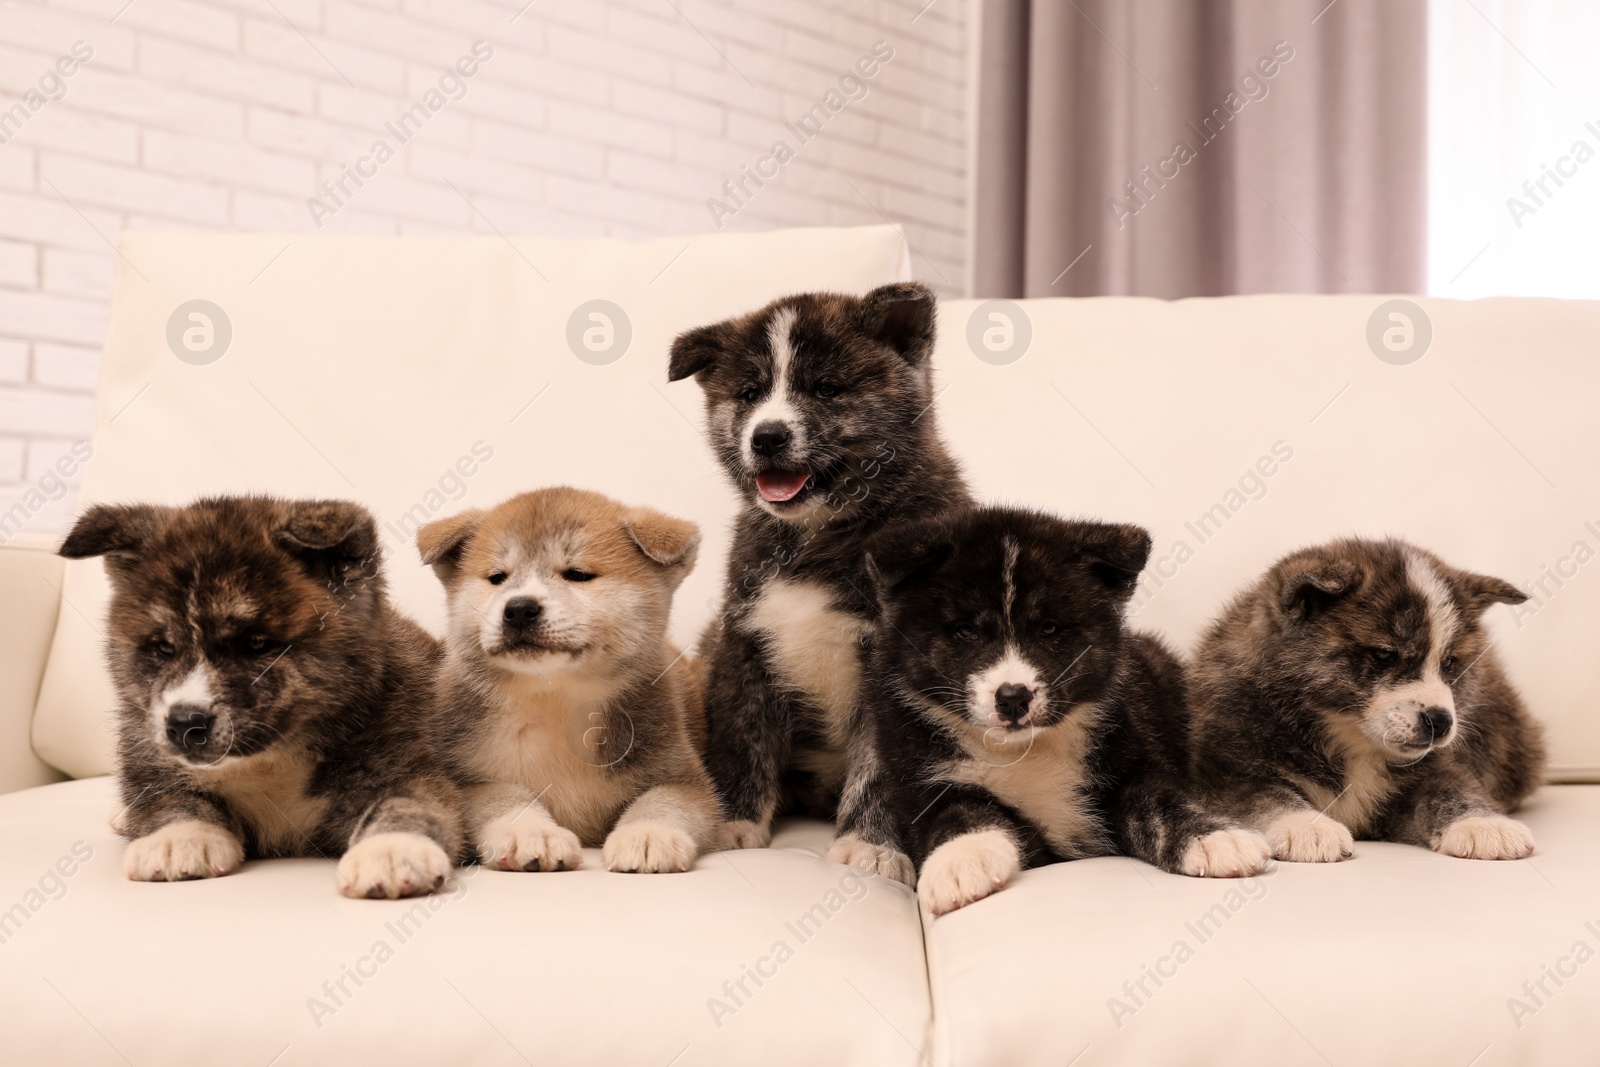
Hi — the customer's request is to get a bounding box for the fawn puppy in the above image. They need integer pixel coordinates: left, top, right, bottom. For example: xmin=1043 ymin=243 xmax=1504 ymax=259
xmin=419 ymin=488 xmax=719 ymax=874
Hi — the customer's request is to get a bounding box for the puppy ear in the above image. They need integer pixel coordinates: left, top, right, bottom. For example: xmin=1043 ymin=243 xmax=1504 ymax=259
xmin=668 ymin=321 xmax=735 ymax=382
xmin=59 ymin=503 xmax=171 ymax=565
xmin=865 ymin=518 xmax=952 ymax=594
xmin=274 ymin=500 xmax=380 ymax=585
xmin=857 ymin=282 xmax=937 ymax=365
xmin=1076 ymin=521 xmax=1152 ymax=600
xmin=624 ymin=508 xmax=700 ymax=588
xmin=417 ymin=508 xmax=484 ymax=582
xmin=1456 ymin=569 xmax=1528 ymax=612
xmin=1277 ymin=554 xmax=1360 ymax=620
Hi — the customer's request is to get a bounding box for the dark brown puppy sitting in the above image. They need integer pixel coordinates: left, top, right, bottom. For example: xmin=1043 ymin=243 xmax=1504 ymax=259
xmin=667 ymin=282 xmax=972 ymax=879
xmin=1190 ymin=537 xmax=1547 ymax=862
xmin=61 ymin=497 xmax=463 ymax=898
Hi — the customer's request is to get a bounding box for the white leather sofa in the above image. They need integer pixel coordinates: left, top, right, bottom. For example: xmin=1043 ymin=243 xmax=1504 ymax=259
xmin=3 ymin=225 xmax=1597 ymax=1066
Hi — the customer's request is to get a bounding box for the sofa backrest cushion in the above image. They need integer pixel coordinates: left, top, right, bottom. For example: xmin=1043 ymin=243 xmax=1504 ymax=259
xmin=33 ymin=227 xmax=912 ymax=778
xmin=933 ymin=295 xmax=1600 ymax=780
xmin=36 ymin=247 xmax=1600 ymax=781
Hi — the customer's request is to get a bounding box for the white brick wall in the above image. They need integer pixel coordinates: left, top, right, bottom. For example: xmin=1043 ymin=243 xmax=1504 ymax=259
xmin=0 ymin=0 xmax=969 ymax=537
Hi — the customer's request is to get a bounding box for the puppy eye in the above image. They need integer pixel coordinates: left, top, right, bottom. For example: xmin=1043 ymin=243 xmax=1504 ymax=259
xmin=1040 ymin=622 xmax=1059 ymax=636
xmin=562 ymin=568 xmax=597 ymax=582
xmin=1442 ymin=654 xmax=1459 ymax=674
xmin=487 ymin=572 xmax=509 ymax=586
xmin=247 ymin=635 xmax=269 ymax=653
xmin=1367 ymin=647 xmax=1397 ymax=667
xmin=952 ymin=625 xmax=979 ymax=642
xmin=813 ymin=381 xmax=841 ymax=400
xmin=154 ymin=639 xmax=175 ymax=658
xmin=738 ymin=386 xmax=762 ymax=404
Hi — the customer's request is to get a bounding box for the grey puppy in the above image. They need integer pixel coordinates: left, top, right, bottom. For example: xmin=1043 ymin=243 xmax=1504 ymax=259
xmin=1189 ymin=537 xmax=1546 ymax=862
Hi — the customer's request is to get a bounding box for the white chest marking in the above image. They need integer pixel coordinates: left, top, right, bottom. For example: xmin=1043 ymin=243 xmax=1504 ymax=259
xmin=940 ymin=709 xmax=1105 ymax=857
xmin=744 ymin=578 xmax=869 ymax=739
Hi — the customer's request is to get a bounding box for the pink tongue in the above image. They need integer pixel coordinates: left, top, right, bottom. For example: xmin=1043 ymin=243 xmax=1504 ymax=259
xmin=756 ymin=470 xmax=810 ymax=502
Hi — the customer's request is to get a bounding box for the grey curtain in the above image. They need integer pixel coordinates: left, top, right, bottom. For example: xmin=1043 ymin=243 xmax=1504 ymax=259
xmin=974 ymin=0 xmax=1428 ymax=298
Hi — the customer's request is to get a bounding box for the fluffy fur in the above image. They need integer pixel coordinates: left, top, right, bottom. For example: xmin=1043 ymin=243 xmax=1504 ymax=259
xmin=667 ymin=282 xmax=971 ymax=870
xmin=418 ymin=487 xmax=720 ymax=874
xmin=855 ymin=507 xmax=1269 ymax=915
xmin=1189 ymin=537 xmax=1547 ymax=861
xmin=61 ymin=496 xmax=463 ymax=899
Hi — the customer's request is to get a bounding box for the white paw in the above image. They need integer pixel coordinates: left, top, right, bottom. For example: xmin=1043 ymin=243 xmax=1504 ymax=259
xmin=1265 ymin=809 xmax=1354 ymax=863
xmin=604 ymin=821 xmax=699 ymax=873
xmin=917 ymin=829 xmax=1022 ymax=916
xmin=125 ymin=820 xmax=244 ymax=882
xmin=337 ymin=832 xmax=452 ymax=899
xmin=721 ymin=818 xmax=772 ymax=850
xmin=1178 ymin=827 xmax=1273 ymax=878
xmin=827 ymin=833 xmax=915 ymax=886
xmin=1434 ymin=815 xmax=1536 ymax=860
xmin=478 ymin=813 xmax=583 ymax=872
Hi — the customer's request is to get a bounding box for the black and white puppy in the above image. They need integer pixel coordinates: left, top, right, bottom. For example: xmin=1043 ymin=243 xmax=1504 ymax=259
xmin=61 ymin=496 xmax=464 ymax=899
xmin=1189 ymin=537 xmax=1547 ymax=861
xmin=861 ymin=507 xmax=1270 ymax=915
xmin=668 ymin=282 xmax=970 ymax=876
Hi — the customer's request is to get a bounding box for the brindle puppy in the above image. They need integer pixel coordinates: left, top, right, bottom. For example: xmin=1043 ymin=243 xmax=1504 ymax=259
xmin=61 ymin=496 xmax=463 ymax=898
xmin=668 ymin=282 xmax=971 ymax=880
xmin=1189 ymin=538 xmax=1546 ymax=862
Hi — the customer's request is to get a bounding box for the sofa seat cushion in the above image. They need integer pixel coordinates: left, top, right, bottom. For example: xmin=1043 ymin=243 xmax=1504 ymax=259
xmin=0 ymin=777 xmax=930 ymax=1067
xmin=924 ymin=784 xmax=1600 ymax=1067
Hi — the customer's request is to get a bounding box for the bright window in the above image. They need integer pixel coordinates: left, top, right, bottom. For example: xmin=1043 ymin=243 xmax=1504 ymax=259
xmin=1428 ymin=0 xmax=1600 ymax=298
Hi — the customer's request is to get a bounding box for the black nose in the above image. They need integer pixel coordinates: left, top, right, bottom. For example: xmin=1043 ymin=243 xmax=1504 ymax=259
xmin=165 ymin=705 xmax=214 ymax=755
xmin=1420 ymin=707 xmax=1454 ymax=740
xmin=994 ymin=683 xmax=1034 ymax=723
xmin=503 ymin=597 xmax=543 ymax=630
xmin=750 ymin=421 xmax=791 ymax=457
